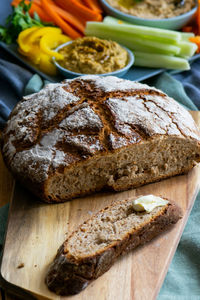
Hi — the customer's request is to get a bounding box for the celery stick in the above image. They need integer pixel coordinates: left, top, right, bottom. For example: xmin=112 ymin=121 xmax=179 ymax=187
xmin=133 ymin=51 xmax=190 ymax=70
xmin=178 ymin=41 xmax=198 ymax=57
xmin=85 ymin=23 xmax=180 ymax=55
xmin=178 ymin=55 xmax=190 ymax=60
xmin=103 ymin=16 xmax=181 ymax=43
xmin=180 ymin=32 xmax=195 ymax=41
xmin=103 ymin=16 xmax=128 ymax=25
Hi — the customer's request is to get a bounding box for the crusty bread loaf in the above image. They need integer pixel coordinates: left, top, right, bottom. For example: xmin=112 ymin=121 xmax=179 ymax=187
xmin=1 ymin=75 xmax=200 ymax=203
xmin=45 ymin=195 xmax=182 ymax=295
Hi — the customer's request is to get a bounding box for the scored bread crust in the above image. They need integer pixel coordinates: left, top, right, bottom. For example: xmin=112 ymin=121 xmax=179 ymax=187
xmin=1 ymin=75 xmax=200 ymax=202
xmin=45 ymin=197 xmax=182 ymax=295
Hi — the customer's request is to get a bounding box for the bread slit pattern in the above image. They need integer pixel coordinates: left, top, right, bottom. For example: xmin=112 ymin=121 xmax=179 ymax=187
xmin=45 ymin=195 xmax=182 ymax=295
xmin=1 ymin=75 xmax=200 ymax=202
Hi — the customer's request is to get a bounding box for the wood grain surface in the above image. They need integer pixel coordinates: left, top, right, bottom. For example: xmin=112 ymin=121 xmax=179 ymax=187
xmin=1 ymin=112 xmax=200 ymax=300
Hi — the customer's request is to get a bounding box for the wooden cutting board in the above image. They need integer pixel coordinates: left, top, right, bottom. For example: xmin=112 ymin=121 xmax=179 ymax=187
xmin=1 ymin=112 xmax=200 ymax=300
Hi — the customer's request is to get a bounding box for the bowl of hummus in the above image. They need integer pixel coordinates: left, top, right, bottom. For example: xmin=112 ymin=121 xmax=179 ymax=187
xmin=100 ymin=0 xmax=197 ymax=30
xmin=53 ymin=37 xmax=134 ymax=78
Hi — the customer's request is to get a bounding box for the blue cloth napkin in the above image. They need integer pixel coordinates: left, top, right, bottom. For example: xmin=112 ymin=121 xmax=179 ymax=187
xmin=0 ymin=48 xmax=33 ymax=127
xmin=158 ymin=193 xmax=200 ymax=300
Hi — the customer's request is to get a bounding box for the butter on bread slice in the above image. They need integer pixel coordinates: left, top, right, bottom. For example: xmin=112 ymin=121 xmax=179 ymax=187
xmin=45 ymin=195 xmax=182 ymax=295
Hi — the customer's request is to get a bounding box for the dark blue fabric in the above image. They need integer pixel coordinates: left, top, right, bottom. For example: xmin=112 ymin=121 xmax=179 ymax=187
xmin=0 ymin=49 xmax=33 ymax=128
xmin=174 ymin=59 xmax=200 ymax=109
xmin=0 ymin=0 xmax=33 ymax=127
xmin=0 ymin=0 xmax=12 ymax=26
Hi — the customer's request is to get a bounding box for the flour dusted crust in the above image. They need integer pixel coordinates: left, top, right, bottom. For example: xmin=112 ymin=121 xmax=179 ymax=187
xmin=1 ymin=75 xmax=200 ymax=202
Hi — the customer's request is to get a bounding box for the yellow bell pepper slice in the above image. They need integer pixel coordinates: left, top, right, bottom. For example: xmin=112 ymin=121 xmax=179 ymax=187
xmin=27 ymin=27 xmax=62 ymax=44
xmin=17 ymin=27 xmax=40 ymax=53
xmin=40 ymin=33 xmax=70 ymax=60
xmin=18 ymin=43 xmax=41 ymax=65
xmin=17 ymin=26 xmax=67 ymax=75
xmin=18 ymin=27 xmax=62 ymax=53
xmin=39 ymin=53 xmax=57 ymax=76
xmin=27 ymin=43 xmax=42 ymax=65
xmin=19 ymin=45 xmax=42 ymax=65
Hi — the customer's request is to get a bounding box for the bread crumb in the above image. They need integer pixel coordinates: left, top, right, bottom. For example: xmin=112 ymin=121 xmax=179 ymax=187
xmin=34 ymin=264 xmax=37 ymax=267
xmin=17 ymin=263 xmax=24 ymax=269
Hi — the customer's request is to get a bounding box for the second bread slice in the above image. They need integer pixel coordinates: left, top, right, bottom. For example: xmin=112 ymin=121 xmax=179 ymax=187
xmin=45 ymin=195 xmax=182 ymax=295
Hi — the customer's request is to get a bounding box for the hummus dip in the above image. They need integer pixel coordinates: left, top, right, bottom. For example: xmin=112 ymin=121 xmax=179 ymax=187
xmin=106 ymin=0 xmax=196 ymax=19
xmin=57 ymin=37 xmax=128 ymax=74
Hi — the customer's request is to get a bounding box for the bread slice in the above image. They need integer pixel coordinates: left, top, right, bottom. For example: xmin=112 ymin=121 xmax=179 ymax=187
xmin=45 ymin=195 xmax=182 ymax=295
xmin=2 ymin=75 xmax=200 ymax=203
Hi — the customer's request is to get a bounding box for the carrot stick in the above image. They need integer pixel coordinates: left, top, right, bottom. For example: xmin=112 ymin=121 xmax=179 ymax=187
xmin=53 ymin=5 xmax=85 ymax=33
xmin=46 ymin=0 xmax=85 ymax=33
xmin=73 ymin=0 xmax=85 ymax=4
xmin=33 ymin=0 xmax=85 ymax=32
xmin=182 ymin=26 xmax=194 ymax=32
xmin=33 ymin=0 xmax=42 ymax=5
xmin=54 ymin=0 xmax=102 ymax=21
xmin=12 ymin=0 xmax=85 ymax=34
xmin=82 ymin=0 xmax=102 ymax=13
xmin=29 ymin=3 xmax=53 ymax=22
xmin=41 ymin=0 xmax=82 ymax=39
xmin=11 ymin=0 xmax=53 ymax=22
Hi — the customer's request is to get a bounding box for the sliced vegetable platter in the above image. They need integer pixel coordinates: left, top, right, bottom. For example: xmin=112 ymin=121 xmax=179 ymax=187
xmin=1 ymin=0 xmax=200 ymax=82
xmin=1 ymin=41 xmax=200 ymax=83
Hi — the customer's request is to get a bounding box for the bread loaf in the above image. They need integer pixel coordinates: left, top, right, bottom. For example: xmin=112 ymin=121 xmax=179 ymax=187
xmin=1 ymin=75 xmax=200 ymax=202
xmin=45 ymin=195 xmax=182 ymax=295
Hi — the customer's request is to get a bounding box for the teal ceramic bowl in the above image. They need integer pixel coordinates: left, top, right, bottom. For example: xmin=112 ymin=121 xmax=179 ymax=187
xmin=100 ymin=0 xmax=197 ymax=30
xmin=52 ymin=41 xmax=134 ymax=79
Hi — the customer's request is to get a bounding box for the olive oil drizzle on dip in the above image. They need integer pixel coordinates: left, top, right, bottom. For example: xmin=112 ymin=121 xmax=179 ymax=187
xmin=57 ymin=37 xmax=129 ymax=74
xmin=108 ymin=0 xmax=196 ymax=19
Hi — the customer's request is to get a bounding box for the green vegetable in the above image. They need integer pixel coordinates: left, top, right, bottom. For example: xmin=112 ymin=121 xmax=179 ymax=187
xmin=178 ymin=41 xmax=197 ymax=57
xmin=85 ymin=16 xmax=198 ymax=70
xmin=133 ymin=51 xmax=190 ymax=70
xmin=0 ymin=0 xmax=46 ymax=44
xmin=85 ymin=22 xmax=181 ymax=55
xmin=103 ymin=16 xmax=181 ymax=43
xmin=180 ymin=32 xmax=195 ymax=41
